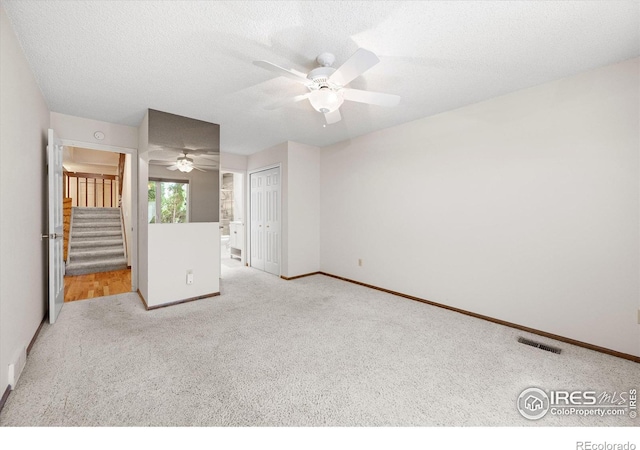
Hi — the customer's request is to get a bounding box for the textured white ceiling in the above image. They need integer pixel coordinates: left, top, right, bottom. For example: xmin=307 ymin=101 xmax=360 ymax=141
xmin=3 ymin=1 xmax=639 ymax=155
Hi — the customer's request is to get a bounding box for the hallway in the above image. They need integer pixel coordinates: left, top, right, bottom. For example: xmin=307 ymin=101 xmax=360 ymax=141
xmin=64 ymin=269 xmax=131 ymax=302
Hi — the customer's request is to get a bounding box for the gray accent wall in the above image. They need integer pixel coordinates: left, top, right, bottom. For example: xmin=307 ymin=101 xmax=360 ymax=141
xmin=148 ymin=109 xmax=220 ymax=222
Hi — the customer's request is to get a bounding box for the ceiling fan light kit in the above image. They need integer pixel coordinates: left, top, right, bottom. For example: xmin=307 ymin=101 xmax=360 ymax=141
xmin=254 ymin=48 xmax=400 ymax=125
xmin=149 ymin=148 xmax=219 ymax=173
xmin=176 ymin=156 xmax=194 ymax=173
xmin=309 ymin=88 xmax=344 ymax=113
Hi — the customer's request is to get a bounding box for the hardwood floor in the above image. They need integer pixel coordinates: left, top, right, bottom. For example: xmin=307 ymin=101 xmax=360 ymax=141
xmin=64 ymin=269 xmax=131 ymax=302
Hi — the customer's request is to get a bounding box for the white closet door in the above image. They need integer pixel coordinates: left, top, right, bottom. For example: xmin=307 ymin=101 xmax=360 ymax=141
xmin=264 ymin=169 xmax=280 ymax=275
xmin=250 ymin=171 xmax=265 ymax=270
xmin=250 ymin=167 xmax=281 ymax=275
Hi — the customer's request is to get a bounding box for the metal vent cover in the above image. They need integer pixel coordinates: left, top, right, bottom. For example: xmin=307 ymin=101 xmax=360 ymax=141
xmin=518 ymin=337 xmax=562 ymax=354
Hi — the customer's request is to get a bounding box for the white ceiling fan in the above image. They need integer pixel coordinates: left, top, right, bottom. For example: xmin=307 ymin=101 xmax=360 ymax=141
xmin=149 ymin=147 xmax=219 ymax=173
xmin=254 ymin=48 xmax=400 ymax=125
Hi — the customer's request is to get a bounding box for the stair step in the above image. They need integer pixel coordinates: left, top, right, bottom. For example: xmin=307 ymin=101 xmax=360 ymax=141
xmin=72 ymin=222 xmax=122 ymax=229
xmin=73 ymin=207 xmax=119 ymax=213
xmin=74 ymin=215 xmax=120 ymax=221
xmin=66 ymin=257 xmax=128 ymax=276
xmin=70 ymin=248 xmax=125 ymax=261
xmin=71 ymin=238 xmax=123 ymax=248
xmin=68 ymin=207 xmax=126 ymax=275
xmin=71 ymin=230 xmax=122 ymax=239
xmin=73 ymin=214 xmax=120 ymax=219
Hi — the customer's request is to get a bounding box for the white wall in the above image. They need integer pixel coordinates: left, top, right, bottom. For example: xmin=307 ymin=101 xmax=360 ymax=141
xmin=221 ymin=151 xmax=247 ymax=172
xmin=288 ymin=141 xmax=321 ymax=277
xmin=221 ymin=151 xmax=247 ymax=225
xmin=137 ymin=111 xmax=150 ymax=301
xmin=245 ymin=141 xmax=322 ymax=278
xmin=0 ymin=5 xmax=50 ymax=391
xmin=121 ymin=153 xmax=133 ymax=266
xmin=247 ymin=142 xmax=289 ymax=276
xmin=147 ymin=223 xmax=220 ymax=307
xmin=321 ymin=58 xmax=640 ymax=357
xmin=50 ymin=112 xmax=138 ymax=149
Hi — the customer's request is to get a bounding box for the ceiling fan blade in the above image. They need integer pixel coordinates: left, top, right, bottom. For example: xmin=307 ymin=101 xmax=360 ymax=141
xmin=253 ymin=60 xmax=310 ymax=84
xmin=192 ymin=166 xmax=206 ymax=172
xmin=265 ymin=93 xmax=311 ymax=110
xmin=324 ymin=109 xmax=342 ymax=125
xmin=166 ymin=164 xmax=179 ymax=171
xmin=148 ymin=149 xmax=181 ymax=160
xmin=343 ymin=88 xmax=400 ymax=107
xmin=197 ymin=154 xmax=220 ymax=161
xmin=329 ymin=48 xmax=380 ymax=86
xmin=186 ymin=148 xmax=218 ymax=155
xmin=149 ymin=145 xmax=218 ymax=156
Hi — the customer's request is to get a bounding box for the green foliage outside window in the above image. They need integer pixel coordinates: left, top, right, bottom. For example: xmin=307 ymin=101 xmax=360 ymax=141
xmin=148 ymin=180 xmax=188 ymax=224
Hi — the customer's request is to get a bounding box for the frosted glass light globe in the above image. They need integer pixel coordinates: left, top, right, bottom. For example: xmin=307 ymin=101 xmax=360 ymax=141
xmin=309 ymin=88 xmax=344 ymax=113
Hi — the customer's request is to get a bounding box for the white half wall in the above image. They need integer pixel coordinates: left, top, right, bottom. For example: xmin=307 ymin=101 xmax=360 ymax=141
xmin=147 ymin=223 xmax=220 ymax=307
xmin=0 ymin=5 xmax=50 ymax=391
xmin=288 ymin=141 xmax=320 ymax=277
xmin=320 ymin=58 xmax=640 ymax=357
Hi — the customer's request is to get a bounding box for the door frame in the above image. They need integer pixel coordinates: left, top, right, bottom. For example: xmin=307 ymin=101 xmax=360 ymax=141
xmin=247 ymin=164 xmax=281 ymax=275
xmin=220 ymin=168 xmax=247 ymax=267
xmin=61 ymin=139 xmax=138 ymax=292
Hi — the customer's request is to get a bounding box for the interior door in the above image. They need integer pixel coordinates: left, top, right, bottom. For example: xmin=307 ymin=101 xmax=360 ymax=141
xmin=263 ymin=169 xmax=280 ymax=275
xmin=47 ymin=129 xmax=65 ymax=323
xmin=250 ymin=171 xmax=265 ymax=270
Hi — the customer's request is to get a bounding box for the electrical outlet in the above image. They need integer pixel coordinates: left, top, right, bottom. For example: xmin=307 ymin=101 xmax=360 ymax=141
xmin=8 ymin=346 xmax=26 ymax=389
xmin=186 ymin=270 xmax=194 ymax=285
xmin=358 ymin=259 xmax=363 ymax=267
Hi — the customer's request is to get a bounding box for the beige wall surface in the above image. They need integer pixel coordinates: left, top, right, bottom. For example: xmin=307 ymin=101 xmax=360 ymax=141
xmin=320 ymin=58 xmax=640 ymax=356
xmin=0 ymin=5 xmax=50 ymax=391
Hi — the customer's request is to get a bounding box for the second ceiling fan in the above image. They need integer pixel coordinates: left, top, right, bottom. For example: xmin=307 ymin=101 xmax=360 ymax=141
xmin=254 ymin=48 xmax=400 ymax=125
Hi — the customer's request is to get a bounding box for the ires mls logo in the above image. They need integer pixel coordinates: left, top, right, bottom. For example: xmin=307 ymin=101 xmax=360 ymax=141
xmin=517 ymin=387 xmax=637 ymax=420
xmin=517 ymin=387 xmax=550 ymax=420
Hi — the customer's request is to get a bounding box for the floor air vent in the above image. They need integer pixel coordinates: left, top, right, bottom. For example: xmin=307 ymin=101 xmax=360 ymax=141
xmin=518 ymin=337 xmax=562 ymax=354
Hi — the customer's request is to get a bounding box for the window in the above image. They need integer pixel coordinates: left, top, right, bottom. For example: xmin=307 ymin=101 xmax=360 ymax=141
xmin=148 ymin=179 xmax=189 ymax=224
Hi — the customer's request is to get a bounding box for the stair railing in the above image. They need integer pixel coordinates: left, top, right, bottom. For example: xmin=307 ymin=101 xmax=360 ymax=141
xmin=64 ymin=171 xmax=119 ymax=207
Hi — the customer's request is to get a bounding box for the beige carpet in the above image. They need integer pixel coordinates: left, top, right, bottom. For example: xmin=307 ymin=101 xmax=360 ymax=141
xmin=1 ymin=260 xmax=637 ymax=426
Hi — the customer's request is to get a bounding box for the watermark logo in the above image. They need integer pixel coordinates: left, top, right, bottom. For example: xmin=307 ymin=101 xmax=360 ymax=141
xmin=517 ymin=387 xmax=550 ymax=420
xmin=517 ymin=387 xmax=637 ymax=421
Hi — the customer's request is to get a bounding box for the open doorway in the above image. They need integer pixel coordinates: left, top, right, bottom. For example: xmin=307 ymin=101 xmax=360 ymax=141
xmin=220 ymin=171 xmax=244 ymax=270
xmin=63 ymin=146 xmax=134 ymax=302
